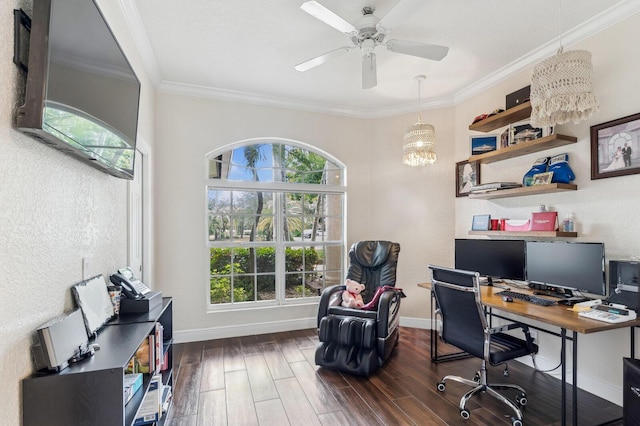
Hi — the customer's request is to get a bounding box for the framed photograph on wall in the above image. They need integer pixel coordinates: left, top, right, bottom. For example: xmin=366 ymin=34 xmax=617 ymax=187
xmin=470 ymin=135 xmax=498 ymax=156
xmin=456 ymin=160 xmax=480 ymax=197
xmin=591 ymin=112 xmax=640 ymax=180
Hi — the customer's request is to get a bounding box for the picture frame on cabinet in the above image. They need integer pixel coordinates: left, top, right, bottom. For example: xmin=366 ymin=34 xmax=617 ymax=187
xmin=590 ymin=112 xmax=640 ymax=180
xmin=470 ymin=134 xmax=498 ymax=156
xmin=456 ymin=160 xmax=480 ymax=197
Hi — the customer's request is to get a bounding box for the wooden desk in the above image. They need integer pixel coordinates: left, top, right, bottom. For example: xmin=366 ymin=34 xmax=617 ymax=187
xmin=418 ymin=282 xmax=640 ymax=425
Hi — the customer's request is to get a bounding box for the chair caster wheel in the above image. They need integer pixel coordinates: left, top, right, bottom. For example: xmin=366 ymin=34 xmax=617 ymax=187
xmin=436 ymin=382 xmax=446 ymax=392
xmin=517 ymin=394 xmax=528 ymax=406
xmin=511 ymin=418 xmax=523 ymax=426
xmin=460 ymin=409 xmax=470 ymax=420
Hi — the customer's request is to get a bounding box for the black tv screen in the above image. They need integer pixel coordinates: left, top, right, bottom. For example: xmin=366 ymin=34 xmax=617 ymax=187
xmin=525 ymin=241 xmax=606 ymax=296
xmin=16 ymin=0 xmax=140 ymax=179
xmin=455 ymin=239 xmax=526 ymax=282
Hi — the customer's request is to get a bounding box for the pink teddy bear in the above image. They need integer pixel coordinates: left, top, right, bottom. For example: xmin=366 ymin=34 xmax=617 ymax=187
xmin=342 ymin=279 xmax=365 ymax=308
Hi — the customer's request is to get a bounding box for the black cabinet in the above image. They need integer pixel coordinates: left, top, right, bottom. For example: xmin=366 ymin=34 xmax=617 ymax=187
xmin=23 ymin=298 xmax=173 ymax=426
xmin=624 ymin=357 xmax=640 ymax=425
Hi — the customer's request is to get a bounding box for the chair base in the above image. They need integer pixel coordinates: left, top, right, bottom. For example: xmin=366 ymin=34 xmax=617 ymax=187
xmin=315 ymin=315 xmax=399 ymax=377
xmin=437 ymin=368 xmax=527 ymax=426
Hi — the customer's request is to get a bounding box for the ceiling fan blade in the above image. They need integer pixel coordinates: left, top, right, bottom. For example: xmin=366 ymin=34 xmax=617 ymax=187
xmin=362 ymin=52 xmax=377 ymax=89
xmin=386 ymin=39 xmax=449 ymax=61
xmin=295 ymin=47 xmax=353 ymax=72
xmin=376 ymin=0 xmax=425 ymax=34
xmin=300 ymin=1 xmax=357 ymax=35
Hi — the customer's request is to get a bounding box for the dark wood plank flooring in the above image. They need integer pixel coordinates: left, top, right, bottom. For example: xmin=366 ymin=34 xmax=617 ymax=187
xmin=166 ymin=327 xmax=623 ymax=426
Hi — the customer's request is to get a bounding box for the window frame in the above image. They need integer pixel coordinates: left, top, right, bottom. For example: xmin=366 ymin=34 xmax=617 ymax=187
xmin=205 ymin=140 xmax=347 ymax=312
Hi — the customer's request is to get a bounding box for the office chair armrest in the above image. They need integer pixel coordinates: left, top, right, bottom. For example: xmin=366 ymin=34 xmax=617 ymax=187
xmin=376 ymin=288 xmax=403 ymax=337
xmin=317 ymin=285 xmax=346 ymax=328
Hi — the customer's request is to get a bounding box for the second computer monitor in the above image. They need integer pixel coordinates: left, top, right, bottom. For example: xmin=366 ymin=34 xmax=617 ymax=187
xmin=455 ymin=239 xmax=526 ymax=283
xmin=525 ymin=241 xmax=606 ymax=297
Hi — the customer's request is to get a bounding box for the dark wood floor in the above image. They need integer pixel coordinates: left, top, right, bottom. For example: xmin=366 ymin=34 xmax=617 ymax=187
xmin=165 ymin=327 xmax=622 ymax=426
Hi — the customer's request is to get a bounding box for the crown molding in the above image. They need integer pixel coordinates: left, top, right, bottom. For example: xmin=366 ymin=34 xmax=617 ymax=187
xmin=116 ymin=0 xmax=163 ymax=87
xmin=122 ymin=0 xmax=640 ymax=120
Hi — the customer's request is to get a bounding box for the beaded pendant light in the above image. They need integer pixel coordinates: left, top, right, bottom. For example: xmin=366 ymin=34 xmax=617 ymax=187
xmin=402 ymin=75 xmax=436 ymax=166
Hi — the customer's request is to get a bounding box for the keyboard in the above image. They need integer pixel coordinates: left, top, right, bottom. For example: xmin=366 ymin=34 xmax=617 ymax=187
xmin=496 ymin=290 xmax=556 ymax=306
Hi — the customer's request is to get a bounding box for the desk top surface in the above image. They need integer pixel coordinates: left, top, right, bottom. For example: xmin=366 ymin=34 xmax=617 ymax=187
xmin=418 ymin=282 xmax=640 ymax=334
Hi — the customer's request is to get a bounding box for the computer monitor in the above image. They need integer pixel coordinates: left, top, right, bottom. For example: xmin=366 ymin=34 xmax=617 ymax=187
xmin=525 ymin=241 xmax=606 ymax=297
xmin=455 ymin=239 xmax=526 ymax=284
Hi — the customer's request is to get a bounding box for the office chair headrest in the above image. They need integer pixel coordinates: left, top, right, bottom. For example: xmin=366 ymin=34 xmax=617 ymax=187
xmin=352 ymin=241 xmax=396 ymax=268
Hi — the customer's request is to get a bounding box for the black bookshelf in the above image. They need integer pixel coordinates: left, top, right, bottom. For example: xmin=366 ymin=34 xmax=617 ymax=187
xmin=23 ymin=298 xmax=173 ymax=426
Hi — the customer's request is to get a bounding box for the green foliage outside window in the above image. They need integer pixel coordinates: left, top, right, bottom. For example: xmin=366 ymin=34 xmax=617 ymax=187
xmin=210 ymin=262 xmax=247 ymax=304
xmin=210 ymin=247 xmax=320 ymax=303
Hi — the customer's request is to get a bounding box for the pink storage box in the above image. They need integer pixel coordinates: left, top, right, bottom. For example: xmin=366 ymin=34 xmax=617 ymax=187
xmin=504 ymin=220 xmax=530 ymax=231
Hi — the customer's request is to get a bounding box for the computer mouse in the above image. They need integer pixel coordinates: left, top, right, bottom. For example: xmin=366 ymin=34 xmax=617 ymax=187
xmin=502 ymin=295 xmax=513 ymax=302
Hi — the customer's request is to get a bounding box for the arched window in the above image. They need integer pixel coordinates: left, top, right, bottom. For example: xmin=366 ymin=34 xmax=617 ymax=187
xmin=206 ymin=139 xmax=346 ymax=309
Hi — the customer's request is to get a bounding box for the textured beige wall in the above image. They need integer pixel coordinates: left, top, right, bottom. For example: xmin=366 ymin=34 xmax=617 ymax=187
xmin=0 ymin=1 xmax=155 ymax=425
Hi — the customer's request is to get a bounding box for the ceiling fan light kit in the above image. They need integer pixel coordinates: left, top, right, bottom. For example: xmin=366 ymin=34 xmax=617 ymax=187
xmin=296 ymin=0 xmax=449 ymax=89
xmin=529 ymin=48 xmax=599 ymax=128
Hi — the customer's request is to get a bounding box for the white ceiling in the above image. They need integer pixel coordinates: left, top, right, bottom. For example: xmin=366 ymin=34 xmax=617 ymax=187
xmin=125 ymin=0 xmax=640 ymax=118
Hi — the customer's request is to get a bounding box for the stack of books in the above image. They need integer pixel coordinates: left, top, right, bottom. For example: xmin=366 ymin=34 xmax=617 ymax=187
xmin=470 ymin=182 xmax=522 ymax=193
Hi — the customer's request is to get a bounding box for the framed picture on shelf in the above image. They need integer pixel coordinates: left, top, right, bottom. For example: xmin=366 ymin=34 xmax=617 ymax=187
xmin=532 ymin=171 xmax=554 ymax=186
xmin=590 ymin=112 xmax=640 ymax=180
xmin=456 ymin=160 xmax=480 ymax=197
xmin=471 ymin=214 xmax=491 ymax=231
xmin=470 ymin=135 xmax=498 ymax=156
xmin=509 ymin=120 xmax=545 ymax=146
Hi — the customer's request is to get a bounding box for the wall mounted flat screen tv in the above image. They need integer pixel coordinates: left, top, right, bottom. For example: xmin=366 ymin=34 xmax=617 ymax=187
xmin=16 ymin=0 xmax=140 ymax=179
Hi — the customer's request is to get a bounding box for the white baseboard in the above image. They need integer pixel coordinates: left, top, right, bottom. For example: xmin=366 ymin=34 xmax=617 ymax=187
xmin=515 ymin=352 xmax=622 ymax=406
xmin=174 ymin=317 xmax=317 ymax=343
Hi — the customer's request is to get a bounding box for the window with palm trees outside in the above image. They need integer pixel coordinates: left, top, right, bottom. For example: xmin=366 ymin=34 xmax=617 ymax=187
xmin=207 ymin=140 xmax=345 ymax=308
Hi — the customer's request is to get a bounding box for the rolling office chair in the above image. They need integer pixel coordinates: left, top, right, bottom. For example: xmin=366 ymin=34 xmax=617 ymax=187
xmin=429 ymin=265 xmax=538 ymax=426
xmin=315 ymin=241 xmax=404 ymax=376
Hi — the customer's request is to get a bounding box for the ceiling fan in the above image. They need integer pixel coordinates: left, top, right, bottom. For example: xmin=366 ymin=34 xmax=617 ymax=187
xmin=295 ymin=0 xmax=449 ymax=89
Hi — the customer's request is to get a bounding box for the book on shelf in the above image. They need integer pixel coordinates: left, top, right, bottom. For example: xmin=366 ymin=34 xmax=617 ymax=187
xmin=154 ymin=322 xmax=164 ymax=374
xmin=123 ymin=373 xmax=143 ymax=405
xmin=126 ymin=335 xmax=155 ymax=374
xmin=470 ymin=182 xmax=522 ymax=193
xmin=133 ymin=374 xmax=162 ymax=425
xmin=161 ymin=384 xmax=172 ymax=413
